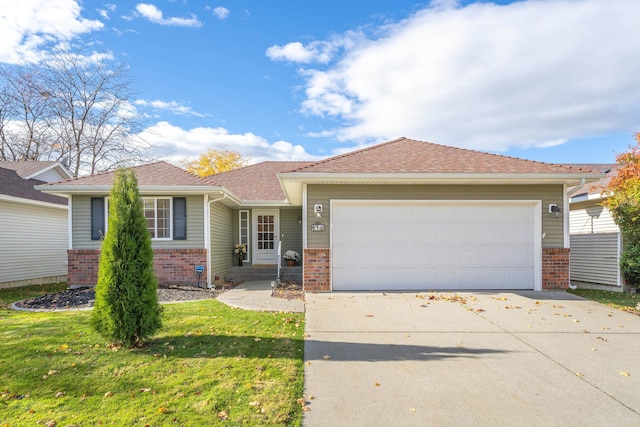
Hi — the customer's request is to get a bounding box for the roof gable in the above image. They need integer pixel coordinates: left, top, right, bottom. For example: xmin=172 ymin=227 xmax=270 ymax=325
xmin=289 ymin=138 xmax=597 ymax=175
xmin=0 ymin=161 xmax=72 ymax=182
xmin=208 ymin=161 xmax=314 ymax=201
xmin=0 ymin=167 xmax=67 ymax=205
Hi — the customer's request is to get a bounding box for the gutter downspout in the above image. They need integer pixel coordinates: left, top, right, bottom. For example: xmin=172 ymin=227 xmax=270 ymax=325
xmin=566 ymin=178 xmax=586 ymax=290
xmin=206 ymin=192 xmax=227 ymax=288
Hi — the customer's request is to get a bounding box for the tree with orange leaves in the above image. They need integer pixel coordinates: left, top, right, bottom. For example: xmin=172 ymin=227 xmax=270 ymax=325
xmin=603 ymin=133 xmax=640 ymax=287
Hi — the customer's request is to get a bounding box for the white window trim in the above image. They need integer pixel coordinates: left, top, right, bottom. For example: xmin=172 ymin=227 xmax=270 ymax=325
xmin=239 ymin=210 xmax=250 ymax=261
xmin=105 ymin=196 xmax=174 ymax=241
xmin=144 ymin=197 xmax=173 ymax=240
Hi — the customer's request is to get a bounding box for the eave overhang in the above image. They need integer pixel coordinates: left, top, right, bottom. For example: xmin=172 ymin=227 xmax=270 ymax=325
xmin=278 ymin=172 xmax=606 ymax=205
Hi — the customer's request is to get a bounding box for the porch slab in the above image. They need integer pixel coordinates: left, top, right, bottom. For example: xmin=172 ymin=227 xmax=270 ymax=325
xmin=217 ymin=280 xmax=304 ymax=313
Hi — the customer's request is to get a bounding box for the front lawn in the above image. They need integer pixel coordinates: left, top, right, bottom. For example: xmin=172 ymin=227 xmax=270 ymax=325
xmin=0 ymin=286 xmax=305 ymax=426
xmin=568 ymin=288 xmax=640 ymax=313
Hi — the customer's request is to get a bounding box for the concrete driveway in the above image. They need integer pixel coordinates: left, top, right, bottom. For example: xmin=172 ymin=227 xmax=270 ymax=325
xmin=303 ymin=291 xmax=640 ymax=426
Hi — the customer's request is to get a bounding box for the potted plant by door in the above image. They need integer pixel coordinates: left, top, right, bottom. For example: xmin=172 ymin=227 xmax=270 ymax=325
xmin=283 ymin=250 xmax=300 ymax=266
xmin=234 ymin=243 xmax=247 ymax=266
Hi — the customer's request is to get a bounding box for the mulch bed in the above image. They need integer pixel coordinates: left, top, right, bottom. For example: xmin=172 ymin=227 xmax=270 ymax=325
xmin=14 ymin=281 xmax=304 ymax=311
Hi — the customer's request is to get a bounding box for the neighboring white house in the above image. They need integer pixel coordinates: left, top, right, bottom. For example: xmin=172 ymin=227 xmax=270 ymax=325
xmin=0 ymin=161 xmax=72 ymax=288
xmin=569 ymin=164 xmax=623 ymax=291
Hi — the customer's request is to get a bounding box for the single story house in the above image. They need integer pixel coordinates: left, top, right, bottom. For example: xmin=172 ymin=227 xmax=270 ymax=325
xmin=40 ymin=138 xmax=603 ymax=292
xmin=569 ymin=165 xmax=623 ymax=291
xmin=0 ymin=161 xmax=72 ymax=288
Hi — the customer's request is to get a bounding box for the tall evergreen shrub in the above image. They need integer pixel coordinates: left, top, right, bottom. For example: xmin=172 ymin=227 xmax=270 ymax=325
xmin=90 ymin=168 xmax=162 ymax=346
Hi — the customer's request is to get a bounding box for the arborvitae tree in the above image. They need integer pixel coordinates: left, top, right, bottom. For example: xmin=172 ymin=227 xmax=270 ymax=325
xmin=90 ymin=168 xmax=162 ymax=346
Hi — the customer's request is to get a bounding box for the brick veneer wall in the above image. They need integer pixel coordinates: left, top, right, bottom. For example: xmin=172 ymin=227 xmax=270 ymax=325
xmin=68 ymin=249 xmax=207 ymax=286
xmin=542 ymin=247 xmax=570 ymax=290
xmin=303 ymin=248 xmax=331 ymax=292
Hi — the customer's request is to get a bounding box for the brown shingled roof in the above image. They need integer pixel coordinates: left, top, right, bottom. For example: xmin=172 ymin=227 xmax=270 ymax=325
xmin=568 ymin=164 xmax=619 ymax=197
xmin=0 ymin=161 xmax=60 ymax=178
xmin=209 ymin=161 xmax=314 ymax=201
xmin=45 ymin=161 xmax=211 ymax=187
xmin=0 ymin=167 xmax=67 ymax=205
xmin=288 ymin=137 xmax=597 ymax=174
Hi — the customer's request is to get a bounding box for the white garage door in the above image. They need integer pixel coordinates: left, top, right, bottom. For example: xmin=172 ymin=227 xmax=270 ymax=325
xmin=331 ymin=200 xmax=540 ymax=291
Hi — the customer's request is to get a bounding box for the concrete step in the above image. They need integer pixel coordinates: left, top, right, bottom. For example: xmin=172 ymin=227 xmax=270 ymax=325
xmin=225 ymin=266 xmax=302 ymax=282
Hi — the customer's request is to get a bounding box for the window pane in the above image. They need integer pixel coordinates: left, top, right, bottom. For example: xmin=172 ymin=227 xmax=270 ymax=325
xmin=157 ymin=199 xmax=170 ymax=238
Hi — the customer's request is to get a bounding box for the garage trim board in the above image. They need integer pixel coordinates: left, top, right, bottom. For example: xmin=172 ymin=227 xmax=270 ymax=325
xmin=330 ymin=200 xmax=542 ymax=291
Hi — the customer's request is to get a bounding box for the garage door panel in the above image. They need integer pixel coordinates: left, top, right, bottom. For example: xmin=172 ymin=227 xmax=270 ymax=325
xmin=332 ymin=201 xmax=538 ymax=291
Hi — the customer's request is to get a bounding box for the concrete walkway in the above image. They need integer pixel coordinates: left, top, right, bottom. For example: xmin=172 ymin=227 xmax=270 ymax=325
xmin=303 ymin=291 xmax=640 ymax=426
xmin=217 ymin=280 xmax=304 ymax=313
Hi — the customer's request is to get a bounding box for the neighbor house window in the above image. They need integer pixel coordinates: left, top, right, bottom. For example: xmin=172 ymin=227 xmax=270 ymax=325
xmin=144 ymin=198 xmax=171 ymax=239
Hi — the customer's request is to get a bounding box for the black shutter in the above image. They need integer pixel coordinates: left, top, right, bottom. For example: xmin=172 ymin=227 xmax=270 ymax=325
xmin=91 ymin=197 xmax=105 ymax=240
xmin=173 ymin=197 xmax=187 ymax=240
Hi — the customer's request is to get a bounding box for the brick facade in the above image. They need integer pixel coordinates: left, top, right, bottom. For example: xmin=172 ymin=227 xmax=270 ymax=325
xmin=542 ymin=247 xmax=570 ymax=290
xmin=303 ymin=248 xmax=331 ymax=292
xmin=67 ymin=249 xmax=208 ymax=287
xmin=302 ymin=247 xmax=571 ymax=292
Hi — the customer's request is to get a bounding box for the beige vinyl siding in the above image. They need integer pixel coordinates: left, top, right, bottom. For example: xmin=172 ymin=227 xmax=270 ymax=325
xmin=570 ymin=232 xmax=620 ymax=287
xmin=279 ymin=208 xmax=304 ymax=262
xmin=210 ymin=202 xmax=233 ymax=279
xmin=306 ymin=184 xmax=565 ymax=248
xmin=570 ymin=200 xmax=618 ymax=234
xmin=0 ymin=200 xmax=68 ymax=287
xmin=32 ymin=168 xmax=67 ymax=183
xmin=71 ymin=195 xmax=205 ymax=249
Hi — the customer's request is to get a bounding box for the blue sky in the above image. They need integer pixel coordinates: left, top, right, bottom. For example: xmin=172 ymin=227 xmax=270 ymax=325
xmin=2 ymin=0 xmax=639 ymax=165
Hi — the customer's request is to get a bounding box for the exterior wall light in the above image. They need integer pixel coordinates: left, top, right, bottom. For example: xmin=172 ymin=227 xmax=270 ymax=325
xmin=549 ymin=204 xmax=562 ymax=218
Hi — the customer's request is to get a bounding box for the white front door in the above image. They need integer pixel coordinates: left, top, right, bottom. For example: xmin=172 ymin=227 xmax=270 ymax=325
xmin=252 ymin=209 xmax=280 ymax=264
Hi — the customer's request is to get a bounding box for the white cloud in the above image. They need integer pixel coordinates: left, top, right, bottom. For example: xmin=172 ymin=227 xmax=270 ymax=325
xmin=97 ymin=4 xmax=116 ymax=20
xmin=212 ymin=7 xmax=230 ymax=19
xmin=276 ymin=0 xmax=640 ymax=152
xmin=266 ymin=32 xmax=364 ymax=64
xmin=139 ymin=121 xmax=320 ymax=163
xmin=134 ymin=99 xmax=205 ymax=117
xmin=135 ymin=3 xmax=202 ymax=27
xmin=0 ymin=0 xmax=103 ymax=64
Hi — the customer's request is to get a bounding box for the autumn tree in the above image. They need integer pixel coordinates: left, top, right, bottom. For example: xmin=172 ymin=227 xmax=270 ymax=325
xmin=91 ymin=168 xmax=162 ymax=347
xmin=0 ymin=45 xmax=148 ymax=176
xmin=180 ymin=148 xmax=247 ymax=177
xmin=603 ymin=133 xmax=640 ymax=287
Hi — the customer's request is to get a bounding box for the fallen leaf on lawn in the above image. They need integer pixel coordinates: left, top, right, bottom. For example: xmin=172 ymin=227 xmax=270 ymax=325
xmin=619 ymin=372 xmax=630 ymax=377
xmin=48 ymin=370 xmax=58 ymax=376
xmin=54 ymin=392 xmax=64 ymax=398
xmin=249 ymin=401 xmax=260 ymax=407
xmin=323 ymin=355 xmax=331 ymax=360
xmin=45 ymin=421 xmax=56 ymax=427
xmin=296 ymin=398 xmax=306 ymax=406
xmin=254 ymin=338 xmax=261 ymax=342
xmin=158 ymin=407 xmax=168 ymax=413
xmin=303 ymin=406 xmax=311 ymax=412
xmin=58 ymin=344 xmax=68 ymax=351
xmin=303 ymin=334 xmax=310 ymax=338
xmin=104 ymin=391 xmax=113 ymax=398
xmin=153 ymin=353 xmax=162 ymax=358
xmin=217 ymin=410 xmax=229 ymax=420
xmin=28 ymin=409 xmax=35 ymax=414
xmin=140 ymin=388 xmax=151 ymax=392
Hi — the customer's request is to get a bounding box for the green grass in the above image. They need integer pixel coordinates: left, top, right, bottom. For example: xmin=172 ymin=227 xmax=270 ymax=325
xmin=568 ymin=288 xmax=640 ymax=312
xmin=0 ymin=285 xmax=305 ymax=426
